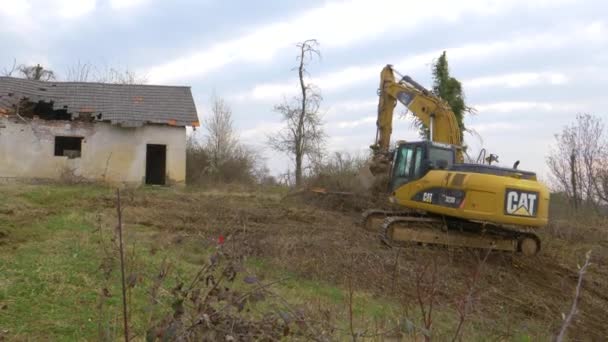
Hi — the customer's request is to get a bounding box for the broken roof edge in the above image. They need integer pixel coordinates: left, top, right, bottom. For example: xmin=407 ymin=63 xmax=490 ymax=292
xmin=0 ymin=76 xmax=199 ymax=128
xmin=108 ymin=118 xmax=200 ymax=128
xmin=0 ymin=76 xmax=192 ymax=90
xmin=0 ymin=111 xmax=198 ymax=129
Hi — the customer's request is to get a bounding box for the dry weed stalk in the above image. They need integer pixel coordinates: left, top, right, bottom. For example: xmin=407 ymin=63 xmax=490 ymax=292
xmin=347 ymin=251 xmax=357 ymax=341
xmin=452 ymin=249 xmax=491 ymax=341
xmin=390 ymin=248 xmax=401 ymax=295
xmin=556 ymin=250 xmax=592 ymax=342
xmin=415 ymin=255 xmax=438 ymax=341
xmin=144 ymin=243 xmax=328 ymax=341
xmin=115 ymin=189 xmax=129 ymax=342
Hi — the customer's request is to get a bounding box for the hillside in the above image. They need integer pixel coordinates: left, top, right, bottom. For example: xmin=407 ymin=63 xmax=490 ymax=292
xmin=0 ymin=184 xmax=606 ymax=341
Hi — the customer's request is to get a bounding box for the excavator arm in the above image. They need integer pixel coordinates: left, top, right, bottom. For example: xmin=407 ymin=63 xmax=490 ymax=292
xmin=372 ymin=65 xmax=462 ymax=161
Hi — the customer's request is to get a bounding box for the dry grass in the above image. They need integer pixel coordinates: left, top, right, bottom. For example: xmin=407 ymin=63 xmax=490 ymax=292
xmin=113 ymin=187 xmax=608 ymax=340
xmin=0 ymin=183 xmax=607 ymax=340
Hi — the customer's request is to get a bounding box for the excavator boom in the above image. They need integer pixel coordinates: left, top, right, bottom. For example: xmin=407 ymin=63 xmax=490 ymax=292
xmin=373 ymin=65 xmax=462 ymax=163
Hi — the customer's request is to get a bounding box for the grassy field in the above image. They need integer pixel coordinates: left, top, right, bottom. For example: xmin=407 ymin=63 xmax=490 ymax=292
xmin=0 ymin=184 xmax=606 ymax=341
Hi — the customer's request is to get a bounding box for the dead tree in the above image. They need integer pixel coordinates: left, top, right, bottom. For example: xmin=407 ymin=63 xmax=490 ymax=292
xmin=1 ymin=59 xmax=18 ymax=77
xmin=268 ymin=39 xmax=325 ymax=187
xmin=18 ymin=64 xmax=55 ymax=81
xmin=547 ymin=114 xmax=608 ymax=208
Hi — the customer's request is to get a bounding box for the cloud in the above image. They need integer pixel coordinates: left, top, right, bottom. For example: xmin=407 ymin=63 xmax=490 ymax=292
xmin=55 ymin=0 xmax=96 ymax=18
xmin=240 ymin=81 xmax=299 ymax=102
xmin=240 ymin=122 xmax=284 ymax=141
xmin=233 ymin=51 xmax=436 ymax=103
xmin=583 ymin=21 xmax=607 ymax=42
xmin=0 ymin=1 xmax=30 ymax=17
xmin=473 ymin=101 xmax=581 ymax=113
xmin=145 ymin=0 xmax=577 ymax=84
xmin=325 ymin=99 xmax=377 ymax=118
xmin=468 ymin=122 xmax=518 ymax=133
xmin=334 ymin=116 xmax=376 ymax=129
xmin=326 ymin=135 xmax=371 ymax=152
xmin=464 ymin=72 xmax=568 ymax=89
xmin=234 ymin=19 xmax=605 ymax=103
xmin=109 ymin=0 xmax=150 ymax=10
xmin=0 ymin=2 xmax=30 ymax=33
xmin=241 ymin=65 xmax=388 ymax=102
xmin=0 ymin=0 xmax=96 ymax=34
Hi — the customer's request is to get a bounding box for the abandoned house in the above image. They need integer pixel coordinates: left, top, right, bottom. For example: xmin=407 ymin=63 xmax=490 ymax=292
xmin=0 ymin=77 xmax=199 ymax=185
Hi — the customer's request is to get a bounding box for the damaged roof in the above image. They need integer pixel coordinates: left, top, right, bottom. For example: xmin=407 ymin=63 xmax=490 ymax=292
xmin=0 ymin=77 xmax=199 ymax=128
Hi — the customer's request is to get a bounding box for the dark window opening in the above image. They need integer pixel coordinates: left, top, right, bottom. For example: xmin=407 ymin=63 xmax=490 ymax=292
xmin=146 ymin=144 xmax=167 ymax=185
xmin=55 ymin=136 xmax=83 ymax=159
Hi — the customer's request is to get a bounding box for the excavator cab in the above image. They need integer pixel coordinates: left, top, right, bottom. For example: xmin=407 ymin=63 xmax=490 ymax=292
xmin=389 ymin=141 xmax=456 ymax=192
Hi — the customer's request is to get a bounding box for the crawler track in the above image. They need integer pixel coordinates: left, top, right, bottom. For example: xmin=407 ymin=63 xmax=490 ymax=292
xmin=362 ymin=209 xmax=541 ymax=255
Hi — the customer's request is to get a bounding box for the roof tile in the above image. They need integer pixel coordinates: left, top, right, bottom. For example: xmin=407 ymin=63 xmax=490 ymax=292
xmin=0 ymin=77 xmax=198 ymax=127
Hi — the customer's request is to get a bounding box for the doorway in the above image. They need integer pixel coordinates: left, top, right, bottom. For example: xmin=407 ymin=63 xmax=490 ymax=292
xmin=145 ymin=144 xmax=166 ymax=185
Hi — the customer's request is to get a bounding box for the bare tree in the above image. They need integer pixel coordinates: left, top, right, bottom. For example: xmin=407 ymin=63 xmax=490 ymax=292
xmin=18 ymin=64 xmax=55 ymax=81
xmin=186 ymin=94 xmax=264 ymax=185
xmin=547 ymin=114 xmax=608 ymax=209
xmin=205 ymin=95 xmax=238 ymax=171
xmin=268 ymin=39 xmax=325 ymax=187
xmin=1 ymin=59 xmax=18 ymax=77
xmin=65 ymin=61 xmax=94 ymax=82
xmin=97 ymin=67 xmax=147 ymax=85
xmin=65 ymin=63 xmax=147 ymax=84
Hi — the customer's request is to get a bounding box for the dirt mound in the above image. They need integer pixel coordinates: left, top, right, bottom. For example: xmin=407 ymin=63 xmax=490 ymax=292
xmin=283 ymin=188 xmax=390 ymax=213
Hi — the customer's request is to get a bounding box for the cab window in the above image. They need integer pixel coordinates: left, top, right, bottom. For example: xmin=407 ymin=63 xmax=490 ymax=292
xmin=413 ymin=146 xmax=424 ymax=179
xmin=428 ymin=147 xmax=454 ymax=167
xmin=395 ymin=145 xmax=414 ymax=179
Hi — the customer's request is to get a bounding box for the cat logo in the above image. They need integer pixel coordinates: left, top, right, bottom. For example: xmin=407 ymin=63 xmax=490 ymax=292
xmin=422 ymin=192 xmax=433 ymax=203
xmin=504 ymin=189 xmax=538 ymax=217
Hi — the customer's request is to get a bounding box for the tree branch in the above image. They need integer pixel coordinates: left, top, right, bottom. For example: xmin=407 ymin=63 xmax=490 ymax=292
xmin=556 ymin=250 xmax=592 ymax=342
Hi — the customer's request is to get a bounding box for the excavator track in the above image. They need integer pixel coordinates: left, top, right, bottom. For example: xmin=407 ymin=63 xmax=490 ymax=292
xmin=361 ymin=209 xmax=422 ymax=232
xmin=362 ymin=210 xmax=541 ymax=255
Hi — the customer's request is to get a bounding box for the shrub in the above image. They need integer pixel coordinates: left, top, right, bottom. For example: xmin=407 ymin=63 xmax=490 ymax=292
xmin=306 ymin=152 xmax=370 ymax=193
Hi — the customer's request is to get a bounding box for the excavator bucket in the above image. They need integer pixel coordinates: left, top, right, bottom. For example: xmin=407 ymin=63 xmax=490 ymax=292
xmin=356 ymin=161 xmax=391 ymax=196
xmin=356 ymin=162 xmax=376 ymax=191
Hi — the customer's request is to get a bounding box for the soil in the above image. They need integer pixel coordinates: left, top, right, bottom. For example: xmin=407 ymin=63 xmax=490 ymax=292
xmin=104 ymin=189 xmax=608 ymax=340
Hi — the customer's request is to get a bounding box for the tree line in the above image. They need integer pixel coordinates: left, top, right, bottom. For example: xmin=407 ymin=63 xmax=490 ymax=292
xmin=548 ymin=114 xmax=608 ymax=211
xmin=4 ymin=49 xmax=605 ymax=207
xmin=1 ymin=60 xmax=146 ymax=84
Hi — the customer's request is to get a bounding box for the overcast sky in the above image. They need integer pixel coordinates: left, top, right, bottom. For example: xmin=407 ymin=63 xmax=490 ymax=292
xmin=1 ymin=0 xmax=607 ymax=178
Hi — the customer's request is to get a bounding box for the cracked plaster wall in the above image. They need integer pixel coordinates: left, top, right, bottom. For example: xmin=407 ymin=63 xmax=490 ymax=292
xmin=0 ymin=116 xmax=186 ymax=185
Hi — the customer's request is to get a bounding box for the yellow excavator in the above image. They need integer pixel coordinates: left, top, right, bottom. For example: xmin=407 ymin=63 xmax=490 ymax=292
xmin=362 ymin=65 xmax=549 ymax=255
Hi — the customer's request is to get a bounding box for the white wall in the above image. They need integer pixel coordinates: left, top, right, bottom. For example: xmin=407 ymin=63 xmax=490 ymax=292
xmin=0 ymin=117 xmax=187 ymax=185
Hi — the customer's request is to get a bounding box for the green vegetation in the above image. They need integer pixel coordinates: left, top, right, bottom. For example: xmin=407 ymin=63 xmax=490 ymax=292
xmin=0 ymin=184 xmax=402 ymax=340
xmin=418 ymin=51 xmax=473 ymax=142
xmin=0 ymin=183 xmax=606 ymax=340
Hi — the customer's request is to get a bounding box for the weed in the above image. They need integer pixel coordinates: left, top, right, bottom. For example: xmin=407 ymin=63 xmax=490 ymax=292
xmin=0 ymin=183 xmax=607 ymax=340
